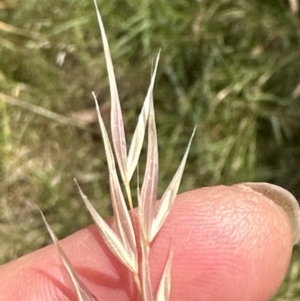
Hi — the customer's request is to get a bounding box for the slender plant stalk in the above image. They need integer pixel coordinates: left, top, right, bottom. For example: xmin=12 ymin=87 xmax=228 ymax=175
xmin=39 ymin=1 xmax=195 ymax=300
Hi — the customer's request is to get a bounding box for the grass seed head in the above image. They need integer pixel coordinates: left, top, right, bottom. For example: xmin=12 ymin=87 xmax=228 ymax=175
xmin=41 ymin=1 xmax=195 ymax=300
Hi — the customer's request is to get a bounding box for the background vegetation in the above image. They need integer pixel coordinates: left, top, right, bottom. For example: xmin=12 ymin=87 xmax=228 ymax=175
xmin=1 ymin=0 xmax=300 ymax=299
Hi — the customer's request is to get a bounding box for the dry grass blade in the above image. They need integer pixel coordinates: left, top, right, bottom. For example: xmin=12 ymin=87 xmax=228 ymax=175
xmin=92 ymin=93 xmax=137 ymax=258
xmin=126 ymin=52 xmax=160 ymax=181
xmin=37 ymin=208 xmax=98 ymax=301
xmin=93 ymin=0 xmax=127 ymax=181
xmin=155 ymin=250 xmax=173 ymax=301
xmin=151 ymin=127 xmax=196 ymax=241
xmin=0 ymin=20 xmax=35 ymax=37
xmin=0 ymin=93 xmax=83 ymax=127
xmin=74 ymin=180 xmax=137 ymax=273
xmin=140 ymin=98 xmax=158 ymax=244
xmin=0 ymin=36 xmax=21 ymax=52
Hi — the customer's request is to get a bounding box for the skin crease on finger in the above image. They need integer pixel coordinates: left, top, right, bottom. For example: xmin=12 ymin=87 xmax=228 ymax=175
xmin=0 ymin=185 xmax=294 ymax=301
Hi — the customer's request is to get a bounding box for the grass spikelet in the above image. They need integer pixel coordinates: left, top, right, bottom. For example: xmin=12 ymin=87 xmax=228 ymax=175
xmin=156 ymin=250 xmax=173 ymax=301
xmin=126 ymin=52 xmax=160 ymax=182
xmin=37 ymin=208 xmax=97 ymax=301
xmin=41 ymin=1 xmax=195 ymax=300
xmin=93 ymin=0 xmax=127 ymax=183
xmin=150 ymin=127 xmax=196 ymax=242
xmin=75 ymin=179 xmax=137 ymax=273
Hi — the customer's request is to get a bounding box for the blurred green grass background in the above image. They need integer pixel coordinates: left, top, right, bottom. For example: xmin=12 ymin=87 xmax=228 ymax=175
xmin=1 ymin=0 xmax=300 ymax=299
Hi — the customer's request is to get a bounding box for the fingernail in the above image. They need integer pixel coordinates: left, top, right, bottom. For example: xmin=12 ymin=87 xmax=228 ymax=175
xmin=233 ymin=182 xmax=300 ymax=244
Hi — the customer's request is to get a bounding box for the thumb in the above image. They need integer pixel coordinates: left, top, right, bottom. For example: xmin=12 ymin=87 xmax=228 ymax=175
xmin=0 ymin=185 xmax=295 ymax=301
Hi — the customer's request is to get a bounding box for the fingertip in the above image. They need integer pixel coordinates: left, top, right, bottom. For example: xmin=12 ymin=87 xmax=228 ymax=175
xmin=150 ymin=185 xmax=294 ymax=301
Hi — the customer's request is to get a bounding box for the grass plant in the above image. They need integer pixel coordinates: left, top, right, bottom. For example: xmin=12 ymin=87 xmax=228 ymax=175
xmin=41 ymin=2 xmax=195 ymax=299
xmin=1 ymin=0 xmax=300 ymax=300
